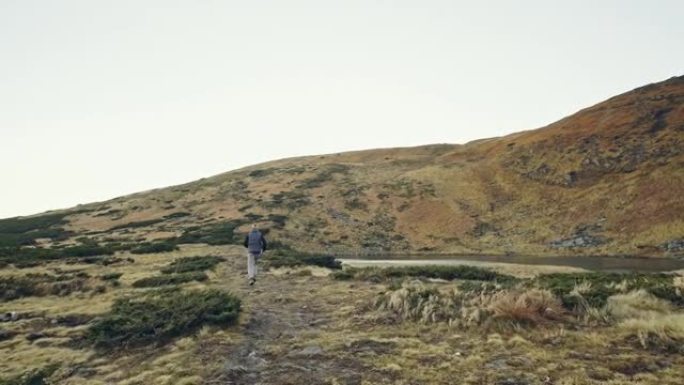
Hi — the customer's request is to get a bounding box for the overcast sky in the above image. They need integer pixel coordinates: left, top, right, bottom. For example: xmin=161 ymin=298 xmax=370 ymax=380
xmin=1 ymin=0 xmax=683 ymax=219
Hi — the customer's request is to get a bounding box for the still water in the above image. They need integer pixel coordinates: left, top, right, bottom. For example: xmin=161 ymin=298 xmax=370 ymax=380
xmin=339 ymin=254 xmax=684 ymax=273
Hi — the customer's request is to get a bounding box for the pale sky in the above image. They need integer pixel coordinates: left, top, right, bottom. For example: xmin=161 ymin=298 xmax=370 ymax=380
xmin=1 ymin=0 xmax=683 ymax=219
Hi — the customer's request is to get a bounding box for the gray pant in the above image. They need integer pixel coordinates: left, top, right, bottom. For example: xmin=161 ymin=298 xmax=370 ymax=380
xmin=247 ymin=251 xmax=261 ymax=279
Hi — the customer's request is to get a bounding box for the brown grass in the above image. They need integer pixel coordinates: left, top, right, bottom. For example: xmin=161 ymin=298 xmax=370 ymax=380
xmin=488 ymin=289 xmax=565 ymax=325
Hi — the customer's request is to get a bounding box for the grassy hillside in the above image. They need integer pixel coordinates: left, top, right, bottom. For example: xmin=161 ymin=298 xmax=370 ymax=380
xmin=3 ymin=75 xmax=684 ymax=257
xmin=2 ymin=244 xmax=684 ymax=384
xmin=2 ymin=76 xmax=684 ymax=385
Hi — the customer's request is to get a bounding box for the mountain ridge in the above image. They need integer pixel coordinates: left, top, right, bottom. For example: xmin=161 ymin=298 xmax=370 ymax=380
xmin=6 ymin=75 xmax=684 ymax=257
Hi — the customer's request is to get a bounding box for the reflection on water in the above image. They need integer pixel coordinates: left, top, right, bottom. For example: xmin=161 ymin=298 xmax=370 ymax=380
xmin=339 ymin=255 xmax=684 ymax=273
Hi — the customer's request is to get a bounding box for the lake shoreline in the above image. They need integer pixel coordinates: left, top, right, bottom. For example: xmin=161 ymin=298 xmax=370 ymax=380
xmin=338 ymin=254 xmax=684 ymax=273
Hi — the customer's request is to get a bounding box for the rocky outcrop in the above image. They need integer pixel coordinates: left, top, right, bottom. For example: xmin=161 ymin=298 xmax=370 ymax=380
xmin=550 ymin=224 xmax=607 ymax=249
xmin=660 ymin=239 xmax=684 ymax=253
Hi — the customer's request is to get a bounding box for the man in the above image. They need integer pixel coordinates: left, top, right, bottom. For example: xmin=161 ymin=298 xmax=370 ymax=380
xmin=243 ymin=224 xmax=267 ymax=285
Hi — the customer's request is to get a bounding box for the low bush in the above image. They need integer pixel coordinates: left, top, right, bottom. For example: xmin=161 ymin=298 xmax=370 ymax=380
xmin=458 ymin=281 xmax=501 ymax=294
xmin=0 ymin=273 xmax=95 ymax=301
xmin=0 ymin=214 xmax=66 ymax=234
xmin=108 ymin=219 xmax=166 ymax=231
xmin=535 ymin=272 xmax=681 ymax=309
xmin=0 ymin=214 xmax=71 ymax=247
xmin=164 ymin=212 xmax=191 ymax=219
xmin=335 ymin=265 xmax=514 ymax=282
xmin=0 ymin=364 xmax=60 ymax=385
xmin=265 ymin=190 xmax=310 ymax=210
xmin=331 ymin=270 xmax=354 ymax=280
xmin=132 ymin=272 xmax=208 ymax=288
xmin=248 ymin=168 xmax=276 ymax=178
xmin=0 ymin=244 xmax=117 ymax=267
xmin=130 ymin=241 xmax=178 ymax=254
xmin=100 ymin=272 xmax=123 ymax=281
xmin=263 ymin=250 xmax=341 ymax=270
xmin=176 ymin=220 xmax=246 ymax=245
xmin=296 ymin=163 xmax=350 ymax=189
xmin=87 ymin=288 xmax=241 ymax=348
xmin=160 ymin=256 xmax=224 ymax=274
xmin=267 ymin=214 xmax=288 ymax=229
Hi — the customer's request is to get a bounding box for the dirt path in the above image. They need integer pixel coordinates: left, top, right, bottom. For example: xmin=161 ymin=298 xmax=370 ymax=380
xmin=205 ymin=272 xmax=368 ymax=385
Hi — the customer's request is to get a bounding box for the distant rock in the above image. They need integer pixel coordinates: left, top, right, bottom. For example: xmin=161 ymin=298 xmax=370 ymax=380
xmin=660 ymin=239 xmax=684 ymax=252
xmin=0 ymin=312 xmax=19 ymax=322
xmin=290 ymin=345 xmax=324 ymax=357
xmin=550 ymin=233 xmax=606 ymax=249
xmin=550 ymin=224 xmax=607 ymax=249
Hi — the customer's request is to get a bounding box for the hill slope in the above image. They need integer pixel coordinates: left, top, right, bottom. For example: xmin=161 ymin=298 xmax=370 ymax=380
xmin=7 ymin=75 xmax=684 ymax=257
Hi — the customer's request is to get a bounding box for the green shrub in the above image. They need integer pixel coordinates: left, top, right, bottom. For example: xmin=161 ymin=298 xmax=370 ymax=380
xmin=536 ymin=272 xmax=681 ymax=309
xmin=132 ymin=272 xmax=208 ymax=288
xmin=0 ymin=213 xmax=71 ymax=247
xmin=160 ymin=256 xmax=224 ymax=274
xmin=0 ymin=214 xmax=67 ymax=234
xmin=87 ymin=288 xmax=241 ymax=348
xmin=109 ymin=218 xmax=165 ymax=231
xmin=163 ymin=212 xmax=191 ymax=219
xmin=331 ymin=270 xmax=354 ymax=280
xmin=296 ymin=163 xmax=350 ymax=189
xmin=248 ymin=168 xmax=276 ymax=178
xmin=263 ymin=250 xmax=341 ymax=269
xmin=130 ymin=241 xmax=178 ymax=254
xmin=459 ymin=281 xmax=502 ymax=294
xmin=100 ymin=272 xmax=123 ymax=281
xmin=269 ymin=190 xmax=310 ymax=210
xmin=176 ymin=220 xmax=246 ymax=245
xmin=0 ymin=243 xmax=117 ymax=267
xmin=335 ymin=265 xmax=514 ymax=283
xmin=94 ymin=208 xmax=123 ymax=217
xmin=0 ymin=273 xmax=94 ymax=301
xmin=0 ymin=364 xmax=60 ymax=385
xmin=267 ymin=214 xmax=288 ymax=228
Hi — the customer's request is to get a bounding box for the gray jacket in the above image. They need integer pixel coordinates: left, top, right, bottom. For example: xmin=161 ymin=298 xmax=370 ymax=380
xmin=243 ymin=230 xmax=267 ymax=254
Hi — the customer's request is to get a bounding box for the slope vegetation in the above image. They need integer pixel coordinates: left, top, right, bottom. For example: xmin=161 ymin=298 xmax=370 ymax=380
xmin=5 ymin=76 xmax=684 ymax=257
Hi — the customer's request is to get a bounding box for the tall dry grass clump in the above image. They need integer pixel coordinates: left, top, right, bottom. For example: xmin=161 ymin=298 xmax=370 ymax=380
xmin=618 ymin=314 xmax=684 ymax=351
xmin=606 ymin=290 xmax=672 ymax=321
xmin=606 ymin=289 xmax=684 ymax=351
xmin=487 ymin=289 xmax=565 ymax=325
xmin=374 ymin=283 xmax=568 ymax=328
xmin=374 ymin=281 xmax=464 ymax=324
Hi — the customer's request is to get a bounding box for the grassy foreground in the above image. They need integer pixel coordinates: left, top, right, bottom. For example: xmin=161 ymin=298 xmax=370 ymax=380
xmin=1 ymin=244 xmax=684 ymax=384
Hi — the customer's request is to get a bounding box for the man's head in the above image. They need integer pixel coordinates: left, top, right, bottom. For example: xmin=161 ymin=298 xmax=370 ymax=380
xmin=251 ymin=224 xmax=258 ymax=232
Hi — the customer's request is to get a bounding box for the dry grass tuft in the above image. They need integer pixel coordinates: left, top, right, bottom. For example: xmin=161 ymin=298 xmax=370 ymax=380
xmin=618 ymin=314 xmax=684 ymax=351
xmin=487 ymin=289 xmax=565 ymax=325
xmin=374 ymin=281 xmax=465 ymax=324
xmin=606 ymin=290 xmax=672 ymax=321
